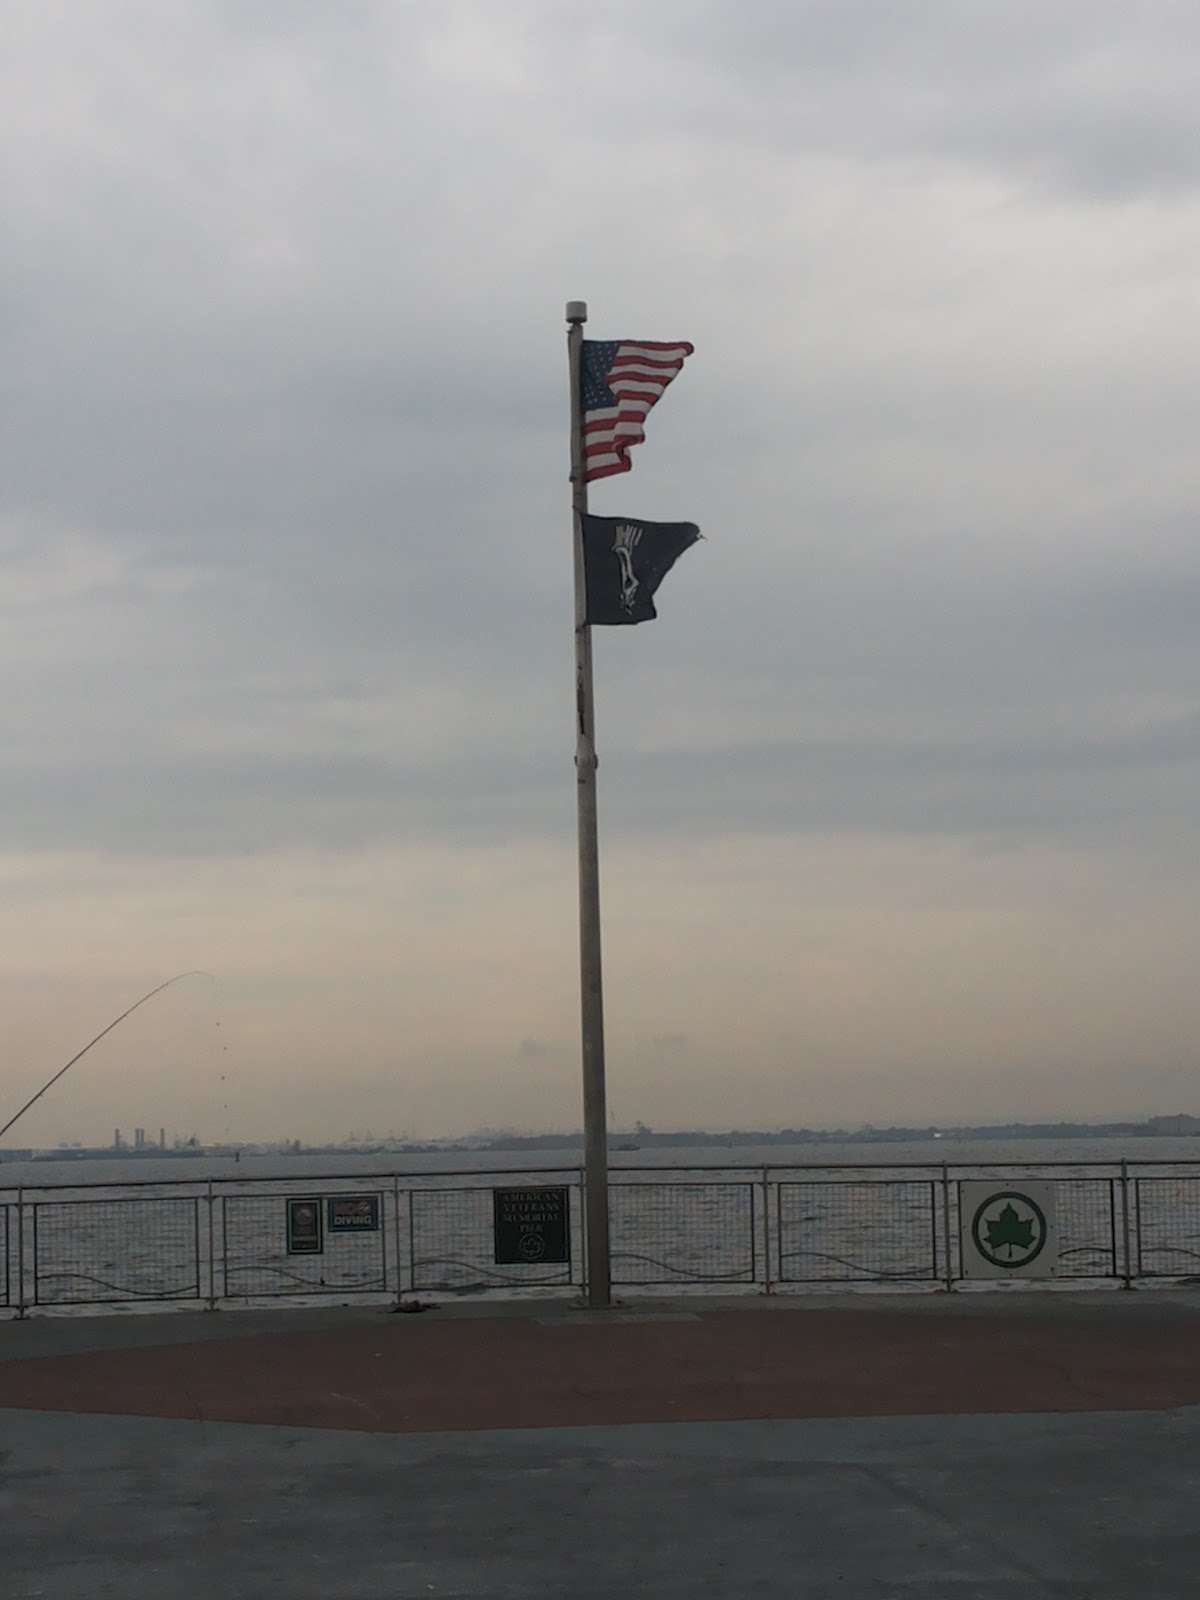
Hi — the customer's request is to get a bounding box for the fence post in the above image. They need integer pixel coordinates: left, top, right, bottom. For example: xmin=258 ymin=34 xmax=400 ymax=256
xmin=407 ymin=1184 xmax=417 ymax=1295
xmin=393 ymin=1175 xmax=403 ymax=1306
xmin=940 ymin=1164 xmax=955 ymax=1292
xmin=1119 ymin=1160 xmax=1133 ymax=1290
xmin=761 ymin=1166 xmax=772 ymax=1295
xmin=578 ymin=1165 xmax=588 ymax=1299
xmin=16 ymin=1186 xmax=27 ymax=1319
xmin=205 ymin=1179 xmax=216 ymax=1310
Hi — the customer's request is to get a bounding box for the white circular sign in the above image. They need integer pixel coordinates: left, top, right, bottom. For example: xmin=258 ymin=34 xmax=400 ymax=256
xmin=970 ymin=1190 xmax=1049 ymax=1270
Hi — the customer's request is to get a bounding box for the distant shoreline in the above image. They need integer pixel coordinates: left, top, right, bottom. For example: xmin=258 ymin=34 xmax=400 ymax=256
xmin=5 ymin=1115 xmax=1198 ymax=1165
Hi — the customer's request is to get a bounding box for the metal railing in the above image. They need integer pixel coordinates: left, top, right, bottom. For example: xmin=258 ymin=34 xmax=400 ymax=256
xmin=3 ymin=1159 xmax=1200 ymax=1315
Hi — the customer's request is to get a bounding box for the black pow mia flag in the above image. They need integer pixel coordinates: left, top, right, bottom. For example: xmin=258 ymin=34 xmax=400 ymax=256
xmin=582 ymin=515 xmax=701 ymax=626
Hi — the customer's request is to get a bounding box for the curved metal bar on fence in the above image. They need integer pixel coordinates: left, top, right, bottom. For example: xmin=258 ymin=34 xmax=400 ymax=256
xmin=610 ymin=1252 xmax=754 ymax=1284
xmin=410 ymin=1257 xmax=575 ymax=1292
xmin=221 ymin=1263 xmax=388 ymax=1293
xmin=32 ymin=1270 xmax=201 ymax=1303
xmin=776 ymin=1250 xmax=936 ymax=1282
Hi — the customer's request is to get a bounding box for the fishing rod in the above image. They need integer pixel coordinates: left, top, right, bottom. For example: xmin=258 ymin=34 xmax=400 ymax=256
xmin=0 ymin=971 xmax=211 ymax=1146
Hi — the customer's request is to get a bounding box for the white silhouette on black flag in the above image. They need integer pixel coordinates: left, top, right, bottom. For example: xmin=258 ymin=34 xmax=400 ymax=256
xmin=582 ymin=515 xmax=701 ymax=626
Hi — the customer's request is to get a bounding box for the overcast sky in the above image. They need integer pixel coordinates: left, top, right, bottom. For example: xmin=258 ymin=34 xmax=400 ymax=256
xmin=2 ymin=1 xmax=1199 ymax=1146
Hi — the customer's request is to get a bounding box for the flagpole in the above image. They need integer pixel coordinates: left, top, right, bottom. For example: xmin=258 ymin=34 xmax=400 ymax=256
xmin=567 ymin=298 xmax=612 ymax=1309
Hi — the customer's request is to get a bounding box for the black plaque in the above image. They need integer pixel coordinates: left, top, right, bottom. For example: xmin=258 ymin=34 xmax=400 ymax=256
xmin=286 ymin=1197 xmax=323 ymax=1254
xmin=493 ymin=1186 xmax=570 ymax=1265
xmin=327 ymin=1194 xmax=381 ymax=1233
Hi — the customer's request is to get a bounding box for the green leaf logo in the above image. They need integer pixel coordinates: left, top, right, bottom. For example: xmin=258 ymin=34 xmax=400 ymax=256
xmin=969 ymin=1190 xmax=1049 ymax=1270
xmin=984 ymin=1202 xmax=1036 ymax=1257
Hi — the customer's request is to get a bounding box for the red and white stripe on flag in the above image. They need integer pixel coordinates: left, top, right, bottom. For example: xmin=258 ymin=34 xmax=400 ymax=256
xmin=582 ymin=340 xmax=694 ymax=482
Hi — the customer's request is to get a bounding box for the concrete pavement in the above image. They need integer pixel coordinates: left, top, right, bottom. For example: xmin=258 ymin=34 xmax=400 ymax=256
xmin=3 ymin=1291 xmax=1200 ymax=1596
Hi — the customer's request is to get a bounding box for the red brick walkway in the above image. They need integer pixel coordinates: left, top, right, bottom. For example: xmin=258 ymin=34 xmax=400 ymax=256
xmin=2 ymin=1303 xmax=1199 ymax=1432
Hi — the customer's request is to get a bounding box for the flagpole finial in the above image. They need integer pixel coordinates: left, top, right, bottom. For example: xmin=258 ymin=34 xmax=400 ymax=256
xmin=566 ymin=300 xmax=588 ymax=324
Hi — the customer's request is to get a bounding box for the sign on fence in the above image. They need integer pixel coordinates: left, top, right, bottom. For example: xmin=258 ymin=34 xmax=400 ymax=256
xmin=960 ymin=1182 xmax=1057 ymax=1278
xmin=286 ymin=1197 xmax=324 ymax=1255
xmin=327 ymin=1194 xmax=381 ymax=1233
xmin=493 ymin=1186 xmax=570 ymax=1265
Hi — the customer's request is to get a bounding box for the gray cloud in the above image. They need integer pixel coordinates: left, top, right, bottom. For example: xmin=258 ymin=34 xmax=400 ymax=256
xmin=2 ymin=1 xmax=1199 ymax=1137
xmin=631 ymin=2 xmax=1200 ymax=200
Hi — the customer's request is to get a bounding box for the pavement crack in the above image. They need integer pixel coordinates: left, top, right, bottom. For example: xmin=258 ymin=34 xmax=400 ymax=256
xmin=856 ymin=1461 xmax=1077 ymax=1600
xmin=328 ymin=1390 xmax=382 ymax=1424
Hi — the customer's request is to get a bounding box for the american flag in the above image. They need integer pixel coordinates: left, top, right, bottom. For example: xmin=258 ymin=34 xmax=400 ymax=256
xmin=580 ymin=339 xmax=694 ymax=482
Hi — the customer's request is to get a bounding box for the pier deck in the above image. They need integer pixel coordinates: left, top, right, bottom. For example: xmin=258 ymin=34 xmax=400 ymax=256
xmin=3 ymin=1290 xmax=1199 ymax=1596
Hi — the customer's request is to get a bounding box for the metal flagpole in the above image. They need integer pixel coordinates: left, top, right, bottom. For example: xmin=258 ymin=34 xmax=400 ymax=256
xmin=566 ymin=299 xmax=612 ymax=1309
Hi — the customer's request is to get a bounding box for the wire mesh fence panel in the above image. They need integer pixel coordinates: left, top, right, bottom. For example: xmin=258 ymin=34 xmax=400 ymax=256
xmin=409 ymin=1185 xmax=580 ymax=1292
xmin=32 ymin=1197 xmax=201 ymax=1306
xmin=1133 ymin=1176 xmax=1200 ymax=1277
xmin=1052 ymin=1178 xmax=1118 ymax=1278
xmin=609 ymin=1181 xmax=756 ymax=1285
xmin=219 ymin=1191 xmax=388 ymax=1298
xmin=776 ymin=1180 xmax=938 ymax=1283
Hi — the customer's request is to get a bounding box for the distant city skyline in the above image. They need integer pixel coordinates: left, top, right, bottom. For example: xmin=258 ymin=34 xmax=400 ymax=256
xmin=9 ymin=1107 xmax=1200 ymax=1160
